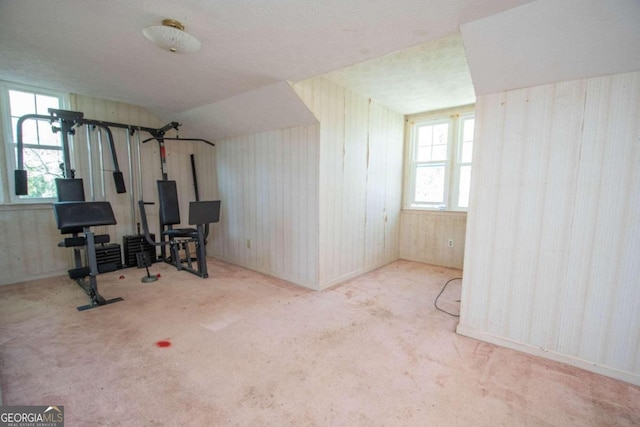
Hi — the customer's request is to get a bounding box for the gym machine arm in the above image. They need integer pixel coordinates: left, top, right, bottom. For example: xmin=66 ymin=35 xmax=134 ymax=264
xmin=13 ymin=108 xmax=214 ymax=196
xmin=14 ymin=109 xmax=126 ymax=195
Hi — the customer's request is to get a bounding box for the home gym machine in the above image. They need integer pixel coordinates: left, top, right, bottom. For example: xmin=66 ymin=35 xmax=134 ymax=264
xmin=137 ymin=135 xmax=220 ymax=279
xmin=15 ymin=109 xmax=126 ymax=310
xmin=14 ymin=108 xmax=217 ymax=308
xmin=138 ymin=182 xmax=220 ymax=279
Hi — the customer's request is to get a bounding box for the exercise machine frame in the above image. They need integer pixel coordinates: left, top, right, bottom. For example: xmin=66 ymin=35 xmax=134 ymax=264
xmin=138 ymin=181 xmax=220 ymax=279
xmin=14 ymin=108 xmax=215 ymax=307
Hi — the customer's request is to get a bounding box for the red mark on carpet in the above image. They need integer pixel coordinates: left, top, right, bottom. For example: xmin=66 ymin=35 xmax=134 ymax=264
xmin=156 ymin=340 xmax=171 ymax=348
xmin=119 ymin=275 xmax=125 ymax=280
xmin=157 ymin=274 xmax=161 ymax=278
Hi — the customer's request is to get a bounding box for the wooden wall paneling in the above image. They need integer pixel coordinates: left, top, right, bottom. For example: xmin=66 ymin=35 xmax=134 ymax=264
xmin=291 ymin=127 xmax=304 ymax=278
xmin=253 ymin=132 xmax=265 ymax=271
xmin=459 ymin=71 xmax=640 ymax=386
xmin=569 ymin=73 xmax=640 ymax=369
xmin=342 ymin=89 xmax=369 ymax=274
xmin=0 ymin=206 xmax=69 ymax=285
xmin=292 ymin=77 xmax=403 ymax=288
xmin=0 ymin=212 xmax=9 ymax=282
xmin=399 ymin=211 xmax=467 ymax=269
xmin=314 ymin=77 xmax=342 ymax=284
xmin=600 ymin=74 xmax=640 ymax=372
xmin=306 ymin=124 xmax=320 ymax=284
xmin=500 ymin=84 xmax=552 ymax=343
xmin=460 ymin=91 xmax=505 ymax=330
xmin=213 ymin=124 xmax=320 ymax=288
xmin=383 ymin=107 xmax=404 ymax=263
xmin=525 ymin=81 xmax=585 ymax=349
xmin=213 ymin=141 xmax=228 ymax=259
xmin=364 ymin=102 xmax=387 ymax=268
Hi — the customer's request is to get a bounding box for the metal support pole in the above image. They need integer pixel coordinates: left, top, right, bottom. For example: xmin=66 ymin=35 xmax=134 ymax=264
xmin=136 ymin=131 xmax=143 ymax=199
xmin=126 ymin=129 xmax=136 ymax=234
xmin=58 ymin=120 xmax=75 ymax=179
xmin=96 ymin=128 xmax=106 ymax=200
xmin=85 ymin=125 xmax=95 ymax=201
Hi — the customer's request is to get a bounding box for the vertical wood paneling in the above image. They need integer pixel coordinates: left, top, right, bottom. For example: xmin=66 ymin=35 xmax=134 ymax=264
xmin=458 ymin=71 xmax=640 ymax=385
xmin=527 ymin=81 xmax=585 ymax=349
xmin=0 ymin=205 xmax=70 ymax=285
xmin=213 ymin=125 xmax=320 ymax=288
xmin=315 ymin=77 xmax=346 ymax=284
xmin=294 ymin=77 xmax=404 ymax=288
xmin=399 ymin=211 xmax=467 ymax=269
xmin=567 ymin=72 xmax=640 ymax=371
xmin=460 ymin=91 xmax=504 ymax=329
xmin=214 ymin=77 xmax=402 ymax=290
xmin=383 ymin=106 xmax=404 ymax=263
xmin=343 ymin=89 xmax=369 ymax=274
xmin=364 ymin=102 xmax=386 ymax=267
xmin=504 ymin=84 xmax=553 ymax=343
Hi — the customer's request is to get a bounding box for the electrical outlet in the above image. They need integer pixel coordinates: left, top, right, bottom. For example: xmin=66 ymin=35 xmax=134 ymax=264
xmin=448 ymin=239 xmax=454 ymax=247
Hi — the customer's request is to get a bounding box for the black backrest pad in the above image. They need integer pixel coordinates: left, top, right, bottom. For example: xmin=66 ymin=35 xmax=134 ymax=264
xmin=157 ymin=180 xmax=181 ymax=226
xmin=53 ymin=201 xmax=116 ymax=230
xmin=56 ymin=178 xmax=85 ymax=202
xmin=189 ymin=200 xmax=221 ymax=225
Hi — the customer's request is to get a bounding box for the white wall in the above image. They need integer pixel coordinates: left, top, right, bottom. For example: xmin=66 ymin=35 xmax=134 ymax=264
xmin=400 ymin=211 xmax=466 ymax=269
xmin=294 ymin=77 xmax=404 ymax=288
xmin=458 ymin=71 xmax=640 ymax=386
xmin=212 ymin=125 xmax=321 ymax=288
xmin=0 ymin=204 xmax=67 ymax=284
xmin=213 ymin=78 xmax=404 ymax=290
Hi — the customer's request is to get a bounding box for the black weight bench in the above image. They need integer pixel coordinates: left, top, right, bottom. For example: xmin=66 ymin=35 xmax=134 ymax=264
xmin=53 ymin=201 xmax=123 ymax=310
xmin=139 ymin=180 xmax=220 ymax=278
xmin=55 ymin=178 xmax=111 ymax=255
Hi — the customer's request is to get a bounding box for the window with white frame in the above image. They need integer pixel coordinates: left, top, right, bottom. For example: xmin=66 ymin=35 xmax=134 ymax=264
xmin=406 ymin=110 xmax=475 ymax=211
xmin=1 ymin=82 xmax=69 ymax=201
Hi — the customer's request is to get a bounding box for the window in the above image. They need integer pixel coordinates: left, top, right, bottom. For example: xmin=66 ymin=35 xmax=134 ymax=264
xmin=1 ymin=83 xmax=68 ymax=201
xmin=406 ymin=109 xmax=475 ymax=211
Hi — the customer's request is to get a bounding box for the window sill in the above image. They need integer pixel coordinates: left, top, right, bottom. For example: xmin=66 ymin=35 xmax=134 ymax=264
xmin=0 ymin=202 xmax=54 ymax=212
xmin=401 ymin=208 xmax=467 ymax=217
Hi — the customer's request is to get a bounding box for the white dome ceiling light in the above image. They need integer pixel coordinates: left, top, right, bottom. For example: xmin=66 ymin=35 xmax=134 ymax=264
xmin=143 ymin=19 xmax=201 ymax=54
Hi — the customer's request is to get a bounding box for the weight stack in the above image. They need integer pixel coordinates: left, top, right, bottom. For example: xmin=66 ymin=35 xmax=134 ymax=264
xmin=123 ymin=234 xmax=157 ymax=268
xmin=95 ymin=243 xmax=123 ymax=273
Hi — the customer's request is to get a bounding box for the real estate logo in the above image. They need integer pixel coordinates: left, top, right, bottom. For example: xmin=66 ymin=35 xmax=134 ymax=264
xmin=0 ymin=405 xmax=64 ymax=427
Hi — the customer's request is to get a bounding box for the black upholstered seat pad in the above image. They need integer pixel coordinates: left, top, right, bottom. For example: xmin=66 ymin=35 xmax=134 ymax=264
xmin=53 ymin=201 xmax=116 ymax=229
xmin=162 ymin=228 xmax=198 ymax=238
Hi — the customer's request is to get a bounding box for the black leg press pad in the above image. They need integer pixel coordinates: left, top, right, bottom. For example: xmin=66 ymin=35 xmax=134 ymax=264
xmin=188 ymin=200 xmax=221 ymax=225
xmin=53 ymin=201 xmax=117 ymax=230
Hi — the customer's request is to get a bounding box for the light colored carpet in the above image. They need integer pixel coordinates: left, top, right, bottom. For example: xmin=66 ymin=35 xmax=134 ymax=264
xmin=0 ymin=259 xmax=638 ymax=426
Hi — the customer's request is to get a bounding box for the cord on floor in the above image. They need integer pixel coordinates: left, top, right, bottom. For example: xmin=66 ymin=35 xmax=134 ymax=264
xmin=434 ymin=277 xmax=462 ymax=317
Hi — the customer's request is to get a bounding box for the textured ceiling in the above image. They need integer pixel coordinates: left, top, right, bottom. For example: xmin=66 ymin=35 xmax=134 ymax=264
xmin=323 ymin=32 xmax=475 ymax=115
xmin=0 ymin=0 xmax=532 ymax=119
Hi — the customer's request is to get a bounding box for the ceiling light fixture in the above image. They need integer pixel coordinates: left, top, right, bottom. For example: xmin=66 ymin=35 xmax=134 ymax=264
xmin=143 ymin=19 xmax=201 ymax=53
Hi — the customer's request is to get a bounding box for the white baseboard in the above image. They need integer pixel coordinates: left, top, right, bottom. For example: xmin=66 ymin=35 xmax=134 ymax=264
xmin=210 ymin=254 xmax=321 ymax=290
xmin=317 ymin=257 xmax=398 ymax=290
xmin=210 ymin=254 xmax=399 ymax=291
xmin=456 ymin=324 xmax=640 ymax=387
